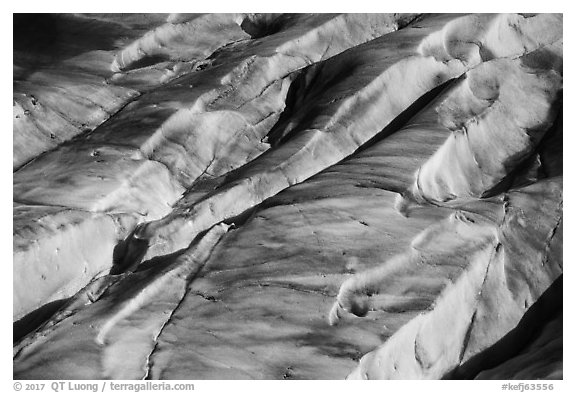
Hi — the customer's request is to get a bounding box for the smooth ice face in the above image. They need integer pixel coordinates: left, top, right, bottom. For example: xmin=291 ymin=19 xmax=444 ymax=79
xmin=13 ymin=13 xmax=562 ymax=380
